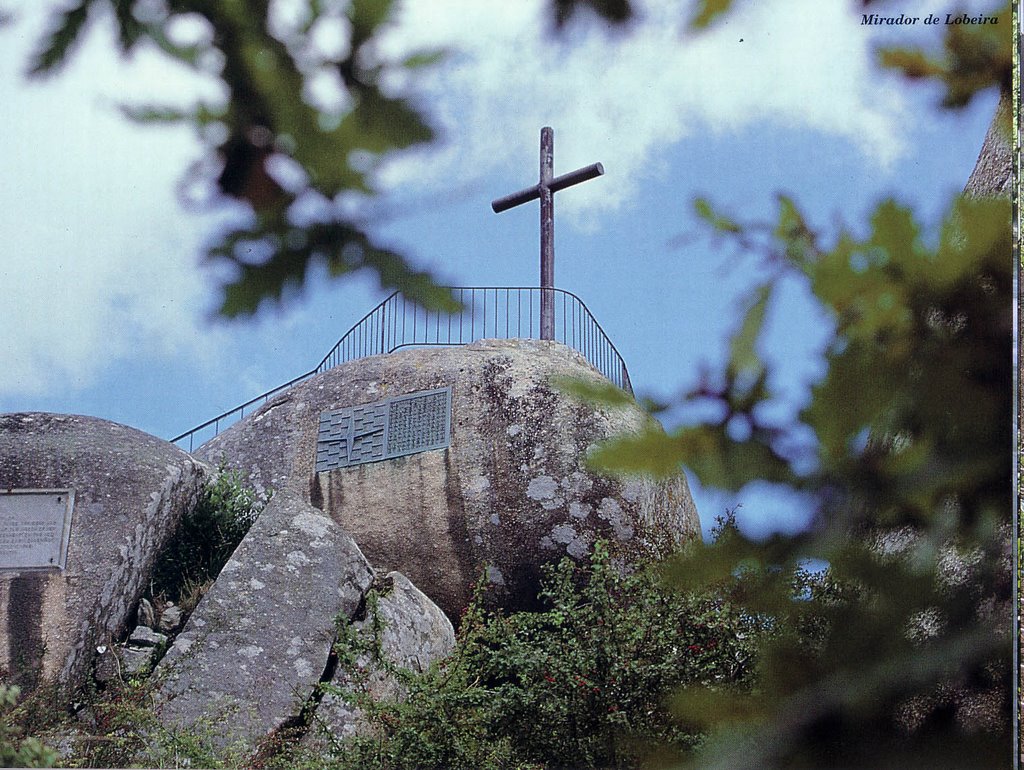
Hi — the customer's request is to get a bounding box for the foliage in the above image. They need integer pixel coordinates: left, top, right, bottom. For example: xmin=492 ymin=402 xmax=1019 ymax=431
xmin=0 ymin=687 xmax=57 ymax=768
xmin=149 ymin=467 xmax=263 ymax=606
xmin=550 ymin=0 xmax=634 ymax=29
xmin=301 ymin=541 xmax=762 ymax=770
xmin=0 ymin=672 xmax=246 ymax=768
xmin=25 ymin=0 xmax=459 ymax=317
xmin=66 ymin=679 xmax=166 ymax=768
xmin=879 ymin=2 xmax=1013 ymax=110
xmin=646 ymin=10 xmax=1012 ymax=763
xmin=587 ymin=187 xmax=1012 ymax=767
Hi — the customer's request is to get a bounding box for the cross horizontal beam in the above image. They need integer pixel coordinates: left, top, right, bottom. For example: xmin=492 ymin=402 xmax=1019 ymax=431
xmin=490 ymin=162 xmax=605 ymax=213
xmin=491 ymin=127 xmax=603 ymax=340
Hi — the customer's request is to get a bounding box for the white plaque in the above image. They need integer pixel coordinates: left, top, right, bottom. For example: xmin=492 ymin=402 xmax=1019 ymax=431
xmin=0 ymin=490 xmax=74 ymax=570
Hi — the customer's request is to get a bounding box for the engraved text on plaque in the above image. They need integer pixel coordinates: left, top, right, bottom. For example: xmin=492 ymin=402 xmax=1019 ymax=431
xmin=316 ymin=387 xmax=451 ymax=471
xmin=0 ymin=490 xmax=75 ymax=570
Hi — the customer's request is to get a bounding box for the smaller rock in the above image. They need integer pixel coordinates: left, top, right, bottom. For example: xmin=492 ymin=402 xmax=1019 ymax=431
xmin=137 ymin=598 xmax=156 ymax=629
xmin=307 ymin=570 xmax=455 ymax=748
xmin=119 ymin=646 xmax=155 ymax=677
xmin=158 ymin=604 xmax=182 ymax=633
xmin=129 ymin=626 xmax=168 ymax=647
xmin=75 ymin=707 xmax=97 ymax=729
xmin=94 ymin=648 xmax=118 ymax=684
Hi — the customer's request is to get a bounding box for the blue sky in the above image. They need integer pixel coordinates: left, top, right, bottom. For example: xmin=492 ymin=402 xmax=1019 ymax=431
xmin=0 ymin=0 xmax=1005 ymax=537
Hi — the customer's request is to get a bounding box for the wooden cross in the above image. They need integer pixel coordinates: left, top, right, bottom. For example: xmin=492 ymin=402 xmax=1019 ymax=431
xmin=491 ymin=127 xmax=604 ymax=341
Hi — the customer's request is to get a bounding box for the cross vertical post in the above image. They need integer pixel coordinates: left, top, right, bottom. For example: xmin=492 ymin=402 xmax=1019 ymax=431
xmin=540 ymin=127 xmax=555 ymax=340
xmin=491 ymin=127 xmax=603 ymax=341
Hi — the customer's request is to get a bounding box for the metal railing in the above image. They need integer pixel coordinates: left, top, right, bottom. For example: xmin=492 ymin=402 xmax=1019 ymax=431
xmin=172 ymin=286 xmax=632 ymax=451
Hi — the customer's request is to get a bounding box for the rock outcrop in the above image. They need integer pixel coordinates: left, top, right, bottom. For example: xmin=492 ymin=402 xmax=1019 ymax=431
xmin=151 ymin=489 xmax=375 ymax=754
xmin=197 ymin=339 xmax=700 ymax=619
xmin=964 ymin=94 xmax=1012 ymax=198
xmin=0 ymin=413 xmax=207 ymax=695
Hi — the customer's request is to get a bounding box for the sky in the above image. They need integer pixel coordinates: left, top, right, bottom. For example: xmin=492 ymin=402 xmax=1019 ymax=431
xmin=0 ymin=0 xmax=1007 ymax=537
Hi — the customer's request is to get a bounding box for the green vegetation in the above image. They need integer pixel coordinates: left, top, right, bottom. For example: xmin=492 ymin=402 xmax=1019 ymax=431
xmin=279 ymin=537 xmax=765 ymax=770
xmin=0 ymin=687 xmax=58 ymax=768
xmin=588 ymin=189 xmax=1013 ymax=769
xmin=0 ymin=470 xmax=265 ymax=768
xmin=149 ymin=467 xmax=263 ymax=610
xmin=1 ymin=537 xmax=766 ymax=770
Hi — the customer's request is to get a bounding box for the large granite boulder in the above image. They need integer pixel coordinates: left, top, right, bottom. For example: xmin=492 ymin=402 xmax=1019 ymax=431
xmin=151 ymin=489 xmax=375 ymax=755
xmin=0 ymin=413 xmax=207 ymax=695
xmin=197 ymin=339 xmax=700 ymax=619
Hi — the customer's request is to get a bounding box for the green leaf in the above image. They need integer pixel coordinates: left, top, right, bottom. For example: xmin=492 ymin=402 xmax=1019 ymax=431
xmin=587 ymin=429 xmax=685 ymax=478
xmin=728 ymin=283 xmax=771 ymax=380
xmin=27 ymin=0 xmax=94 ymax=75
xmin=350 ymin=0 xmax=396 ymax=49
xmin=549 ymin=376 xmax=635 ymax=407
xmin=111 ymin=0 xmax=144 ymax=53
xmin=212 ymin=217 xmax=457 ymax=317
xmin=137 ymin=22 xmax=206 ymax=68
xmin=688 ymin=0 xmax=735 ymax=30
xmin=671 ymin=686 xmax=763 ymax=726
xmin=120 ymin=103 xmax=226 ymax=125
xmin=867 ymin=199 xmax=919 ymax=269
xmin=401 ymin=49 xmax=448 ymax=69
xmin=878 ymin=47 xmax=942 ymax=80
xmin=552 ymin=0 xmax=634 ymax=28
xmin=694 ymin=197 xmax=741 ymax=233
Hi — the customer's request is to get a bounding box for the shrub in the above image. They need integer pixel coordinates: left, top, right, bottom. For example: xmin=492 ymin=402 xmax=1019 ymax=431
xmin=319 ymin=541 xmax=761 ymax=770
xmin=149 ymin=468 xmax=263 ymax=606
xmin=0 ymin=686 xmax=58 ymax=768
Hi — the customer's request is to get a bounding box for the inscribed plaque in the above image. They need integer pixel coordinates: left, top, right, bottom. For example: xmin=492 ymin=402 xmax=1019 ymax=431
xmin=316 ymin=387 xmax=451 ymax=471
xmin=0 ymin=490 xmax=74 ymax=570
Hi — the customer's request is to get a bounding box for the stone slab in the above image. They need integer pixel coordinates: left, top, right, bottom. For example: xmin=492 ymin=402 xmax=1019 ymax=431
xmin=315 ymin=387 xmax=451 ymax=472
xmin=151 ymin=488 xmax=374 ymax=755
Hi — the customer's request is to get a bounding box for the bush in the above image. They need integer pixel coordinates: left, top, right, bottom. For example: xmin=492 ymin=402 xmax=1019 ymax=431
xmin=149 ymin=468 xmax=262 ymax=606
xmin=0 ymin=687 xmax=57 ymax=768
xmin=318 ymin=541 xmax=761 ymax=770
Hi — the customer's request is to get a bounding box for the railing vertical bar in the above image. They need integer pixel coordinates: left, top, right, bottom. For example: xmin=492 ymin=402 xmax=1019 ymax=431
xmin=575 ymin=300 xmax=580 ymax=351
xmin=561 ymin=293 xmax=566 ymax=344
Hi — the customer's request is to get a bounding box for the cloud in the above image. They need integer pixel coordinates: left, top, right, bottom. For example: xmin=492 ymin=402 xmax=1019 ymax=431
xmin=0 ymin=0 xmax=985 ymax=401
xmin=0 ymin=6 xmax=226 ymax=398
xmin=377 ymin=0 xmax=913 ymax=223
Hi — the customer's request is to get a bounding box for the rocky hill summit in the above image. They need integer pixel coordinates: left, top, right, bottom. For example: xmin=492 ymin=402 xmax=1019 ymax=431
xmin=0 ymin=340 xmax=699 ymax=761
